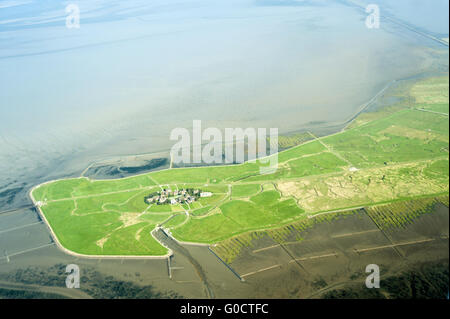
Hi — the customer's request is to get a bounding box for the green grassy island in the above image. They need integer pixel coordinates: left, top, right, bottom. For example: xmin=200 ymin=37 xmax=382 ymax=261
xmin=31 ymin=76 xmax=449 ymax=257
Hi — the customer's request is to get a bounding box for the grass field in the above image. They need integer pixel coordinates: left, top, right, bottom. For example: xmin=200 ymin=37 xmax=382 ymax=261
xmin=32 ymin=76 xmax=449 ymax=256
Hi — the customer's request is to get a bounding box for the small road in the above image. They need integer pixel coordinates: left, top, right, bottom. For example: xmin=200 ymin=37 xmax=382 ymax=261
xmin=307 ymin=131 xmax=354 ymax=167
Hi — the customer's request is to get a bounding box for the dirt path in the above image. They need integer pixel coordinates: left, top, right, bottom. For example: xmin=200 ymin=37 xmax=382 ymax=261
xmin=307 ymin=131 xmax=354 ymax=167
xmin=415 ymin=108 xmax=449 ymax=117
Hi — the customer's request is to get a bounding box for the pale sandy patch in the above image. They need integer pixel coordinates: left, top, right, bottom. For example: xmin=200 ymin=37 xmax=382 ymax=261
xmin=119 ymin=212 xmax=141 ymax=227
xmin=96 ymin=237 xmax=108 ymax=249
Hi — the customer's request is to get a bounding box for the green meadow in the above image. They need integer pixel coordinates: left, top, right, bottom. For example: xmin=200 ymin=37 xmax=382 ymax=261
xmin=32 ymin=76 xmax=449 ymax=256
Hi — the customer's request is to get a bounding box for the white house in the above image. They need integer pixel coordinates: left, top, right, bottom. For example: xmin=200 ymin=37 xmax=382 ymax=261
xmin=200 ymin=192 xmax=212 ymax=198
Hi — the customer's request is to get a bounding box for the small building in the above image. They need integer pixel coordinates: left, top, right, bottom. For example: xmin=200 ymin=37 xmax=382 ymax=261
xmin=200 ymin=192 xmax=212 ymax=198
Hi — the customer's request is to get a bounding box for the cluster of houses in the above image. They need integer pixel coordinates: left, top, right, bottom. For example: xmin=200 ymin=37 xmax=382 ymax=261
xmin=144 ymin=188 xmax=212 ymax=205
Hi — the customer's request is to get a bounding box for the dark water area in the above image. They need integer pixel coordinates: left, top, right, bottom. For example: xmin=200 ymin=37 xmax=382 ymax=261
xmin=85 ymin=158 xmax=169 ymax=180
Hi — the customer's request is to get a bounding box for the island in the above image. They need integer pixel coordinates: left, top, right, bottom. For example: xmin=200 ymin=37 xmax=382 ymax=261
xmin=30 ymin=76 xmax=449 ymax=259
